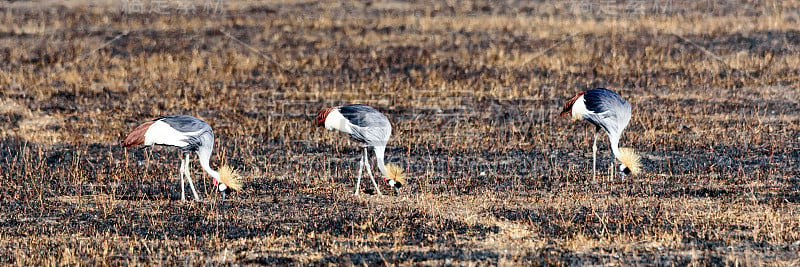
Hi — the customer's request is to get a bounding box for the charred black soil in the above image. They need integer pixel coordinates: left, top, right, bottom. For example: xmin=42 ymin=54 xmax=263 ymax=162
xmin=1 ymin=0 xmax=799 ymax=265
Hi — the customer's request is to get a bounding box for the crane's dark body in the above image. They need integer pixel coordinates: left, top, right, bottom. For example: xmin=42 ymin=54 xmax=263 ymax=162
xmin=156 ymin=115 xmax=214 ymax=153
xmin=581 ymin=88 xmax=631 ymax=135
xmin=336 ymin=104 xmax=391 ymax=145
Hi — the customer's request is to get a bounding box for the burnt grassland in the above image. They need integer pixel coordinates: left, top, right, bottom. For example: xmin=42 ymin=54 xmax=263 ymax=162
xmin=1 ymin=0 xmax=800 ymax=265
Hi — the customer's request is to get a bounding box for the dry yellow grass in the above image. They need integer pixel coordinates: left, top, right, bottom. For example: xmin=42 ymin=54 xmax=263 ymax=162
xmin=0 ymin=0 xmax=799 ymax=265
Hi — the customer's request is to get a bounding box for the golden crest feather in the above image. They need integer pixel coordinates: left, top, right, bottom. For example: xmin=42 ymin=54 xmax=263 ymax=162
xmin=385 ymin=163 xmax=406 ymax=185
xmin=218 ymin=165 xmax=243 ymax=191
xmin=618 ymin=147 xmax=642 ymax=175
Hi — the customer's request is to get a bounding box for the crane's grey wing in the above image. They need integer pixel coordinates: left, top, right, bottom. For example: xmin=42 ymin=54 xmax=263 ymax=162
xmin=583 ymin=89 xmax=630 ymax=115
xmin=338 ymin=104 xmax=390 ymax=128
xmin=157 ymin=115 xmax=213 ymax=152
xmin=583 ymin=88 xmax=631 ymax=134
xmin=338 ymin=104 xmax=392 ymax=145
xmin=350 ymin=126 xmax=391 ymax=146
xmin=157 ymin=115 xmax=212 ymax=132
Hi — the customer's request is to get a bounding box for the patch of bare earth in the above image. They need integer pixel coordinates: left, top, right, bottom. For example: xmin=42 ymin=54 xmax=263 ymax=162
xmin=0 ymin=0 xmax=799 ymax=265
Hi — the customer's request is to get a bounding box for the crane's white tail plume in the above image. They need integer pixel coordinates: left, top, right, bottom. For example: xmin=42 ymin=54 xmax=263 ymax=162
xmin=218 ymin=165 xmax=243 ymax=191
xmin=618 ymin=148 xmax=641 ymax=175
xmin=385 ymin=163 xmax=406 ymax=188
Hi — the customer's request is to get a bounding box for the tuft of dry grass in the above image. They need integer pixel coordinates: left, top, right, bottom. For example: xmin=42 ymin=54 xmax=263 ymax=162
xmin=0 ymin=0 xmax=799 ymax=265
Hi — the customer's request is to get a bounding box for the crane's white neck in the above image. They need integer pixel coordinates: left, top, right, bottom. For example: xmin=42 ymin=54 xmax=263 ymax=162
xmin=374 ymin=145 xmax=387 ymax=177
xmin=197 ymin=146 xmax=220 ymax=181
xmin=607 ymin=131 xmax=622 ymax=160
xmin=610 ymin=138 xmax=620 ymax=159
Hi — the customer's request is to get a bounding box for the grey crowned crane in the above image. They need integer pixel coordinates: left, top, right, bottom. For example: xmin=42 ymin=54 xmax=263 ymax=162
xmin=561 ymin=88 xmax=641 ymax=179
xmin=316 ymin=104 xmax=406 ymax=195
xmin=123 ymin=115 xmax=242 ymax=201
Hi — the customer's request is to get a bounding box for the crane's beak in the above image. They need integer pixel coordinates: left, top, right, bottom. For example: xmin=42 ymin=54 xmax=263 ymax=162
xmin=218 ymin=183 xmax=229 ymax=200
xmin=383 ymin=176 xmax=402 ymax=195
xmin=619 ymin=164 xmax=631 ymax=180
